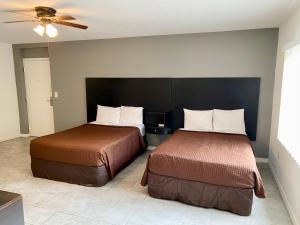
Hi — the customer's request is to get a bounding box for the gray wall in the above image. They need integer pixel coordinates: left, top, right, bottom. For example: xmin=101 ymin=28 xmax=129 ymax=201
xmin=13 ymin=45 xmax=48 ymax=133
xmin=14 ymin=28 xmax=278 ymax=157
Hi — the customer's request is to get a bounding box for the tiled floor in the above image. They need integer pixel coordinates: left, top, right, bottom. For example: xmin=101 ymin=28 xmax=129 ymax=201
xmin=0 ymin=138 xmax=293 ymax=225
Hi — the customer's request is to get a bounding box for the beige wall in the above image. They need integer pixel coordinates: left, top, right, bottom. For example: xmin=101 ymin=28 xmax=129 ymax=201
xmin=0 ymin=43 xmax=20 ymax=142
xmin=269 ymin=8 xmax=300 ymax=225
xmin=14 ymin=28 xmax=278 ymax=157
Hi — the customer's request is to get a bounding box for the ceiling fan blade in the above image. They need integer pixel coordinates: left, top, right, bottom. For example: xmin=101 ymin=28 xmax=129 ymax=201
xmin=6 ymin=9 xmax=35 ymax=17
xmin=55 ymin=15 xmax=76 ymax=20
xmin=54 ymin=20 xmax=88 ymax=29
xmin=3 ymin=20 xmax=33 ymax=23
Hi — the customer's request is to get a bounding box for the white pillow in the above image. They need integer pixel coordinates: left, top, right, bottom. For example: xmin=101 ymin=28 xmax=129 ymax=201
xmin=96 ymin=105 xmax=120 ymax=124
xmin=184 ymin=109 xmax=213 ymax=131
xmin=213 ymin=109 xmax=246 ymax=134
xmin=119 ymin=106 xmax=143 ymax=125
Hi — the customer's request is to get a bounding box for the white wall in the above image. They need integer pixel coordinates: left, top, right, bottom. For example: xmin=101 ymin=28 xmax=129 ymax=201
xmin=0 ymin=43 xmax=20 ymax=142
xmin=269 ymin=8 xmax=300 ymax=225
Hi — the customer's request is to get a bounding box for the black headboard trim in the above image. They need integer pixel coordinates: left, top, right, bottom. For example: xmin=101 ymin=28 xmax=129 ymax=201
xmin=86 ymin=77 xmax=260 ymax=140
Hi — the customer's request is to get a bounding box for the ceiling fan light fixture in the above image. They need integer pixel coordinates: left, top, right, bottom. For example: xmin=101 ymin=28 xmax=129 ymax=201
xmin=5 ymin=6 xmax=87 ymax=38
xmin=46 ymin=23 xmax=58 ymax=38
xmin=33 ymin=24 xmax=45 ymax=36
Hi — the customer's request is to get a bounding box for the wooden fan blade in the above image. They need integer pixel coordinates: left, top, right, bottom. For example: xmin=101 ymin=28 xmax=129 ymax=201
xmin=3 ymin=20 xmax=33 ymax=23
xmin=54 ymin=20 xmax=88 ymax=29
xmin=6 ymin=10 xmax=35 ymax=17
xmin=55 ymin=15 xmax=76 ymax=20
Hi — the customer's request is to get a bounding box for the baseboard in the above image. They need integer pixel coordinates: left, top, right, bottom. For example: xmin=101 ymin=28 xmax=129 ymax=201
xmin=269 ymin=161 xmax=299 ymax=225
xmin=0 ymin=134 xmax=22 ymax=143
xmin=20 ymin=133 xmax=30 ymax=137
xmin=255 ymin=157 xmax=268 ymax=163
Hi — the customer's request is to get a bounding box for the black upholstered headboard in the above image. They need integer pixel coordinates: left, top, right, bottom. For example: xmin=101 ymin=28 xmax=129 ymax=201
xmin=86 ymin=77 xmax=260 ymax=140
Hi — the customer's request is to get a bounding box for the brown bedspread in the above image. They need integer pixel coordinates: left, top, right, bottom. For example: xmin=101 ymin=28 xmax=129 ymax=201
xmin=141 ymin=130 xmax=265 ymax=198
xmin=31 ymin=124 xmax=145 ymax=177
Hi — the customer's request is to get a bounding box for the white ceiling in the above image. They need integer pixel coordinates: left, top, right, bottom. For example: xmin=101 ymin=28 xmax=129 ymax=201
xmin=0 ymin=0 xmax=298 ymax=44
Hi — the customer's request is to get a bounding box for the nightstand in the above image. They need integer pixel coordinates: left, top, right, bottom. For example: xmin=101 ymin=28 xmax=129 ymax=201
xmin=144 ymin=111 xmax=172 ymax=147
xmin=145 ymin=126 xmax=172 ymax=135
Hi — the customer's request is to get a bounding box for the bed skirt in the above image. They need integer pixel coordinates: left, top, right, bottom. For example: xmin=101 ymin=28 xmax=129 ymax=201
xmin=147 ymin=172 xmax=253 ymax=216
xmin=31 ymin=158 xmax=111 ymax=187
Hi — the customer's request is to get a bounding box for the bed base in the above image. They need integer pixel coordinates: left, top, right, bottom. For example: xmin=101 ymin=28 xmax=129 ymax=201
xmin=147 ymin=172 xmax=253 ymax=216
xmin=31 ymin=158 xmax=111 ymax=187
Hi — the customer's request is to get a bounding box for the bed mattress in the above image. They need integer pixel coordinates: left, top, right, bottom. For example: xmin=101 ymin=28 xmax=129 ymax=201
xmin=31 ymin=124 xmax=145 ymax=185
xmin=141 ymin=130 xmax=265 ymax=198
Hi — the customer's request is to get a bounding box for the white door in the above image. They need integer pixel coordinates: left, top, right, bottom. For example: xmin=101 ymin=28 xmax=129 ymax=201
xmin=23 ymin=58 xmax=54 ymax=137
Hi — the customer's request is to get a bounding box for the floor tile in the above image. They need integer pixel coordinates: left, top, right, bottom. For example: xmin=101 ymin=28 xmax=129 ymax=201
xmin=24 ymin=205 xmax=56 ymax=225
xmin=43 ymin=212 xmax=113 ymax=225
xmin=0 ymin=138 xmax=293 ymax=225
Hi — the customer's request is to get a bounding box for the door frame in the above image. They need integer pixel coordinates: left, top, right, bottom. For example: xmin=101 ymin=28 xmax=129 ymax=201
xmin=23 ymin=57 xmax=54 ymax=136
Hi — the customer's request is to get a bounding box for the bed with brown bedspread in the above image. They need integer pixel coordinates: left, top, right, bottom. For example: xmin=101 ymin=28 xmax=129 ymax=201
xmin=31 ymin=124 xmax=145 ymax=186
xmin=141 ymin=130 xmax=265 ymax=216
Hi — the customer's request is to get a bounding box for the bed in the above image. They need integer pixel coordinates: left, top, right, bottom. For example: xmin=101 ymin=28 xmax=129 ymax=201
xmin=31 ymin=123 xmax=145 ymax=186
xmin=141 ymin=130 xmax=265 ymax=216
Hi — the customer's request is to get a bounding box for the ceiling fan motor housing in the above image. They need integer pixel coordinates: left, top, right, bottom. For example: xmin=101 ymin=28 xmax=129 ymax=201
xmin=35 ymin=6 xmax=56 ymax=17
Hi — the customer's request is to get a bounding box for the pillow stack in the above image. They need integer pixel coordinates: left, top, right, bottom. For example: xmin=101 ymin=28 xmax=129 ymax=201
xmin=184 ymin=109 xmax=213 ymax=132
xmin=184 ymin=108 xmax=246 ymax=135
xmin=96 ymin=105 xmax=120 ymax=124
xmin=213 ymin=109 xmax=246 ymax=135
xmin=119 ymin=106 xmax=143 ymax=124
xmin=96 ymin=105 xmax=143 ymax=125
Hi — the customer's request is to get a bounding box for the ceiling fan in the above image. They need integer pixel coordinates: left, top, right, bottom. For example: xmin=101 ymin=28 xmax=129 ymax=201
xmin=3 ymin=6 xmax=88 ymax=38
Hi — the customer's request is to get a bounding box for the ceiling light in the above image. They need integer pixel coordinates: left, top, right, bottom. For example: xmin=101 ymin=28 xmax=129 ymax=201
xmin=46 ymin=24 xmax=58 ymax=38
xmin=33 ymin=24 xmax=45 ymax=36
